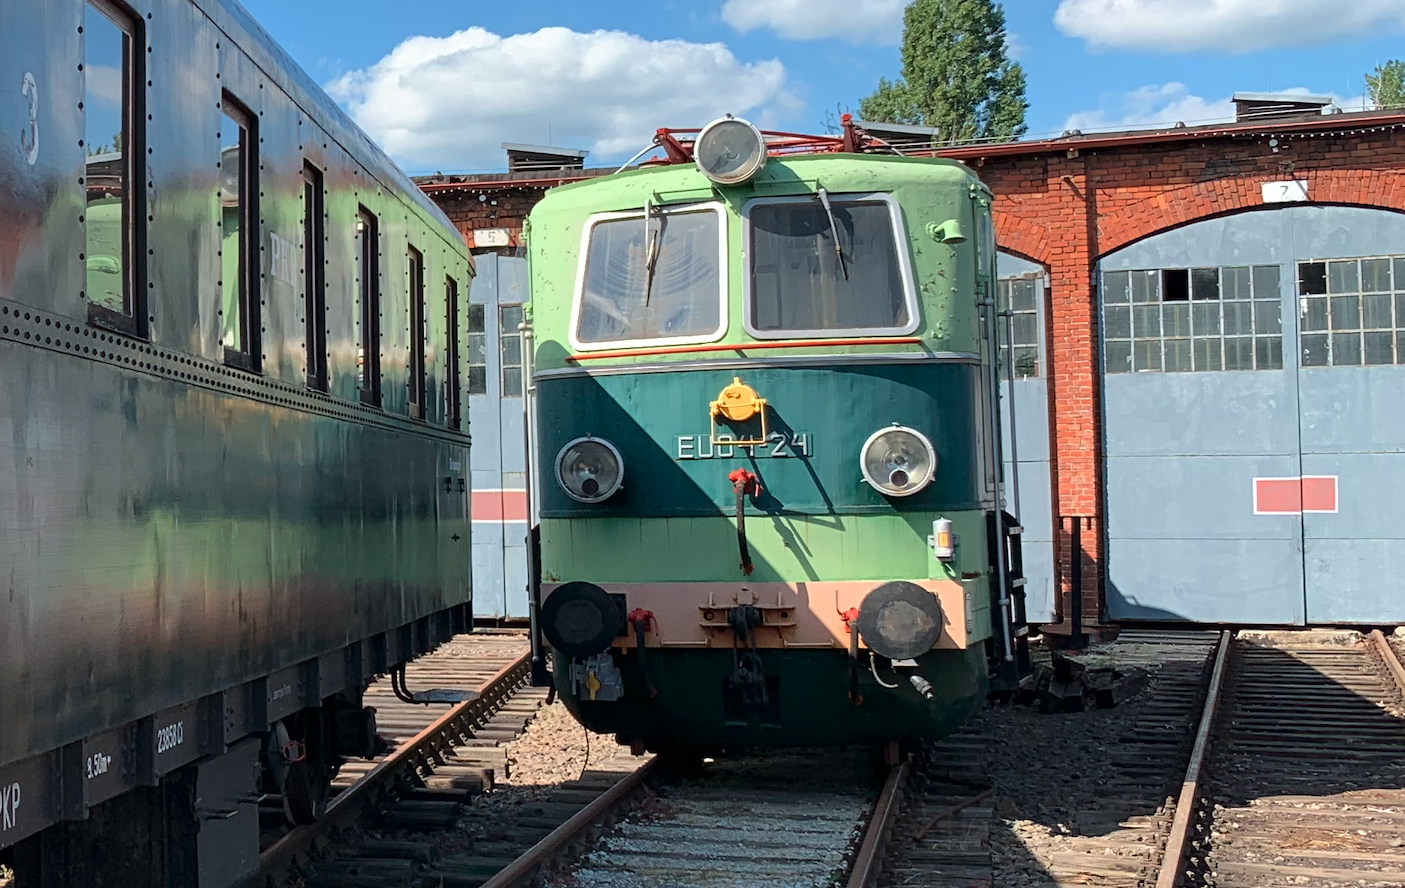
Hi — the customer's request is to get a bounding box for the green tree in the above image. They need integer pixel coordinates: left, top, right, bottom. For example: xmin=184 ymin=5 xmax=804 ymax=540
xmin=859 ymin=0 xmax=1027 ymax=143
xmin=1368 ymin=60 xmax=1405 ymax=110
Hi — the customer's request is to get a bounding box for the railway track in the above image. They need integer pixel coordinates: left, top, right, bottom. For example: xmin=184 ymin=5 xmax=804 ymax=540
xmin=546 ymin=749 xmax=878 ymax=888
xmin=1189 ymin=629 xmax=1405 ymax=887
xmin=265 ymin=720 xmax=886 ymax=888
xmin=259 ymin=628 xmax=671 ymax=888
xmin=258 ymin=632 xmax=543 ymax=886
xmin=861 ymin=630 xmax=1226 ymax=888
xmin=852 ymin=628 xmax=1405 ymax=888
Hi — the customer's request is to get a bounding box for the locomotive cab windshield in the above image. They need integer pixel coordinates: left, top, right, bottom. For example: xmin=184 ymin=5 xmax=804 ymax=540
xmin=744 ymin=192 xmax=919 ymax=337
xmin=573 ymin=203 xmax=727 ymax=348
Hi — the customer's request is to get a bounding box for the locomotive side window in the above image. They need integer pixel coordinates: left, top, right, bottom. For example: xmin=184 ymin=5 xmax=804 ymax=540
xmin=572 ymin=204 xmax=725 ymax=348
xmin=83 ymin=0 xmax=145 ymax=335
xmin=356 ymin=207 xmax=381 ymax=406
xmin=302 ymin=162 xmax=327 ymax=390
xmin=466 ymin=303 xmax=487 ymax=395
xmin=408 ymin=246 xmax=427 ymax=418
xmin=744 ymin=194 xmax=918 ymax=338
xmin=220 ymin=94 xmax=260 ymax=372
xmin=446 ymin=276 xmax=462 ymax=427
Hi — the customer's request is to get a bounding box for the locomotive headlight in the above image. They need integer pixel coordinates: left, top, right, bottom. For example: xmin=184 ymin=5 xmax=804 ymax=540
xmin=694 ymin=117 xmax=767 ymax=186
xmin=860 ymin=425 xmax=936 ymax=497
xmin=555 ymin=437 xmax=624 ymax=503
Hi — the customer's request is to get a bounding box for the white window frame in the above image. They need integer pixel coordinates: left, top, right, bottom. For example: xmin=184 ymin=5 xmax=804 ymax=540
xmin=741 ymin=191 xmax=921 ymax=340
xmin=568 ymin=201 xmax=729 ymax=352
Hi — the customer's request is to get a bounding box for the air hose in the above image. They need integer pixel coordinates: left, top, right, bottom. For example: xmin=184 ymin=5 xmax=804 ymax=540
xmin=841 ymin=607 xmax=863 ymax=706
xmin=628 ymin=608 xmax=658 ymax=698
xmin=728 ymin=469 xmax=760 ymax=575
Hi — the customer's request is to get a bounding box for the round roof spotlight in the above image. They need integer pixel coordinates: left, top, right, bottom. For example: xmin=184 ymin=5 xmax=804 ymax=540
xmin=555 ymin=436 xmax=624 ymax=504
xmin=694 ymin=116 xmax=767 ymax=186
xmin=860 ymin=425 xmax=937 ymax=497
xmin=541 ymin=581 xmax=622 ymax=659
xmin=857 ymin=581 xmax=945 ymax=660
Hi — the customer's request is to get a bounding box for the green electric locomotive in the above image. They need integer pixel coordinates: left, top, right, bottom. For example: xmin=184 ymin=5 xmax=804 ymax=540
xmin=523 ymin=117 xmax=1027 ymax=751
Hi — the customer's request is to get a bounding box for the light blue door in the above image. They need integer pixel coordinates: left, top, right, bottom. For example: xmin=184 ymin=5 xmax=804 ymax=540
xmin=468 ymin=253 xmax=531 ymax=620
xmin=1100 ymin=213 xmax=1304 ymax=623
xmin=998 ymin=253 xmax=1056 ymax=624
xmin=1289 ymin=211 xmax=1405 ymax=623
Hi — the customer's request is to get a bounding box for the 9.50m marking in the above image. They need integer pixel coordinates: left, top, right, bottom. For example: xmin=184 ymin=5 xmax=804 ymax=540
xmin=676 ymin=431 xmax=811 ymax=460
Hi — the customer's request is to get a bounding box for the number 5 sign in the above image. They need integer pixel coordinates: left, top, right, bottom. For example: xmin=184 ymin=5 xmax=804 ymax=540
xmin=1262 ymin=180 xmax=1309 ymax=203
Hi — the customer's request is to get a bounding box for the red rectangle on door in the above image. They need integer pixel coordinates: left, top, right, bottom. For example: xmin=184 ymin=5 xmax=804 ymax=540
xmin=471 ymin=489 xmax=529 ymax=522
xmin=1253 ymin=476 xmax=1338 ymax=515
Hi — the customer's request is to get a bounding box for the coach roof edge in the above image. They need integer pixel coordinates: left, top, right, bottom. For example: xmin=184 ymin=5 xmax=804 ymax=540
xmin=194 ymin=0 xmax=462 ymax=242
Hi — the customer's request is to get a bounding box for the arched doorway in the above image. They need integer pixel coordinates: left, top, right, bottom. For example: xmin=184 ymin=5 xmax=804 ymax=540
xmin=1099 ymin=205 xmax=1405 ymax=624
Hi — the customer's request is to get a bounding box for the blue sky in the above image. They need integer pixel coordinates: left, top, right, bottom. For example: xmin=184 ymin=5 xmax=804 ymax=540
xmin=237 ymin=0 xmax=1405 ymax=174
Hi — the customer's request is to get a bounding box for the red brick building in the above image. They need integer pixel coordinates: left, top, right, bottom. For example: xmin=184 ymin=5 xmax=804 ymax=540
xmin=424 ymin=101 xmax=1405 ymax=629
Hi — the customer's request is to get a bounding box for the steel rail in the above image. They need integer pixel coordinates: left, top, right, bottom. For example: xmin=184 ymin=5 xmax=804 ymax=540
xmin=257 ymin=650 xmax=532 ymax=882
xmin=845 ymin=761 xmax=909 ymax=888
xmin=1154 ymin=629 xmax=1233 ymax=888
xmin=1367 ymin=629 xmax=1405 ymax=698
xmin=476 ymin=756 xmax=659 ymax=888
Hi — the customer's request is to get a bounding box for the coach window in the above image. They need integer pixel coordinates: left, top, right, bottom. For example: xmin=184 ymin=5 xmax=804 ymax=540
xmin=466 ymin=303 xmax=487 ymax=395
xmin=355 ymin=208 xmax=381 ymax=406
xmin=744 ymin=194 xmax=919 ymax=338
xmin=408 ymin=247 xmax=427 ymax=418
xmin=572 ymin=204 xmax=725 ymax=348
xmin=303 ymin=162 xmax=327 ymax=390
xmin=83 ymin=0 xmax=145 ymax=336
xmin=445 ymin=276 xmax=462 ymax=427
xmin=220 ymin=94 xmax=259 ymax=372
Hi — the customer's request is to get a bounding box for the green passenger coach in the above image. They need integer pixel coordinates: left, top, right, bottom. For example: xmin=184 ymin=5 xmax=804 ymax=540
xmin=523 ymin=117 xmax=1029 ymax=753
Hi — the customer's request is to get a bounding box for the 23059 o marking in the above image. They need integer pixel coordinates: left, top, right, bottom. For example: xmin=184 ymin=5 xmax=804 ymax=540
xmin=156 ymin=721 xmax=184 ymax=754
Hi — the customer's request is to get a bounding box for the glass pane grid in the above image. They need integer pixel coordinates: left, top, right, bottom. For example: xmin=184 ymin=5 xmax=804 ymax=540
xmin=1103 ymin=264 xmax=1283 ymax=374
xmin=1298 ymin=256 xmax=1405 ymax=366
xmin=500 ymin=304 xmax=525 ymax=397
xmin=466 ymin=303 xmax=487 ymax=394
xmin=997 ymin=275 xmax=1041 ymax=379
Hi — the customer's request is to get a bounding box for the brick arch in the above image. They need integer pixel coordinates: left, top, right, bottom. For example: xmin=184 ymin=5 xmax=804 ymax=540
xmin=1095 ymin=167 xmax=1405 ymax=258
xmin=993 ymin=213 xmax=1053 ymax=268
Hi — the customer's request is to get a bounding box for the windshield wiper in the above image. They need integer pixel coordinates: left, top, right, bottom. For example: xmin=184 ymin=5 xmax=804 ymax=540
xmin=643 ymin=199 xmax=661 ymax=306
xmin=817 ymin=187 xmax=849 ymax=281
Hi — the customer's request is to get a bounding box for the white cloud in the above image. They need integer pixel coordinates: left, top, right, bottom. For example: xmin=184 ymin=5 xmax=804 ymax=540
xmin=1054 ymin=0 xmax=1405 ymax=53
xmin=1063 ymin=83 xmax=1235 ymax=132
xmin=1063 ymin=83 xmax=1365 ymax=134
xmin=85 ymin=65 xmax=123 ymax=109
xmin=721 ymin=0 xmax=907 ymax=43
xmin=327 ymin=27 xmax=798 ymax=171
